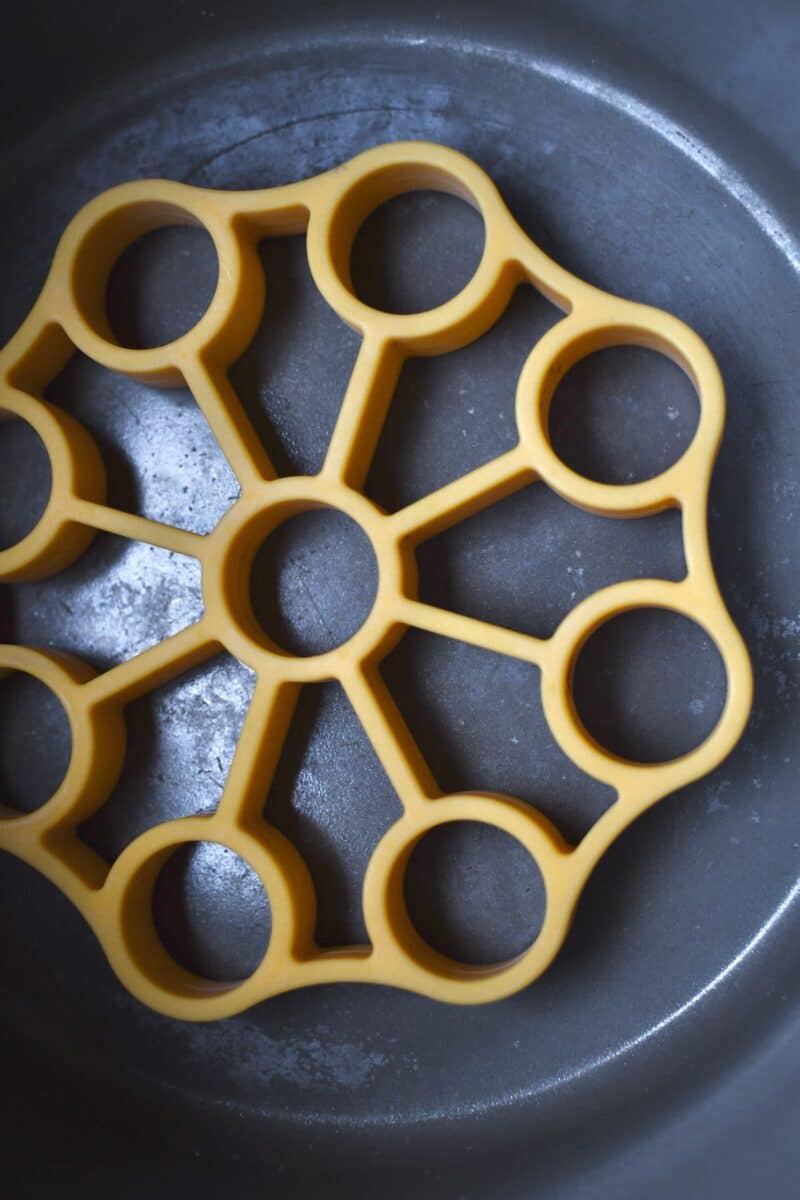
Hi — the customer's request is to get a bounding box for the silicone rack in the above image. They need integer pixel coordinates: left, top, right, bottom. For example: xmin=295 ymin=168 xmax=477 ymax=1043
xmin=0 ymin=142 xmax=752 ymax=1019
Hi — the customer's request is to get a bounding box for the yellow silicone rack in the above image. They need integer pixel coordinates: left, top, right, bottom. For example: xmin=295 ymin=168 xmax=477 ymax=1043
xmin=0 ymin=142 xmax=752 ymax=1019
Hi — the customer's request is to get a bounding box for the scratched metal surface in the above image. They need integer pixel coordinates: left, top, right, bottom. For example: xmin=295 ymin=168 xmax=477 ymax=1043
xmin=1 ymin=1 xmax=800 ymax=1196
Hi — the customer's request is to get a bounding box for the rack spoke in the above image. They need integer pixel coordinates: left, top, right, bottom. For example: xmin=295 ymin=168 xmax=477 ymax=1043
xmin=81 ymin=621 xmax=220 ymax=706
xmin=388 ymin=447 xmax=533 ymax=542
xmin=67 ymin=498 xmax=206 ymax=560
xmin=183 ymin=359 xmax=275 ymax=489
xmin=217 ymin=675 xmax=300 ymax=827
xmin=339 ymin=661 xmax=438 ymax=809
xmin=321 ymin=336 xmax=402 ymax=488
xmin=396 ymin=598 xmax=549 ymax=668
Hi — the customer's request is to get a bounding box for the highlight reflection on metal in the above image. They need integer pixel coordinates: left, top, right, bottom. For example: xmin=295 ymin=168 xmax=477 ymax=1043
xmin=0 ymin=142 xmax=751 ymax=1018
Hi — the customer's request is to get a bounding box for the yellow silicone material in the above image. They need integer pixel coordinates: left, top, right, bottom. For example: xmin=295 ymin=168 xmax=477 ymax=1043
xmin=0 ymin=142 xmax=752 ymax=1019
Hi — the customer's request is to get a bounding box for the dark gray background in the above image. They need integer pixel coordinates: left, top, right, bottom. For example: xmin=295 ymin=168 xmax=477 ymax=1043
xmin=0 ymin=1 xmax=799 ymax=1196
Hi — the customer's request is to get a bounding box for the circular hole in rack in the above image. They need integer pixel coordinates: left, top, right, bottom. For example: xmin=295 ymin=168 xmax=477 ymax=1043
xmin=106 ymin=224 xmax=219 ymax=349
xmin=0 ymin=671 xmax=71 ymax=813
xmin=250 ymin=507 xmax=379 ymax=656
xmin=548 ymin=346 xmax=699 ymax=484
xmin=404 ymin=820 xmax=545 ymax=966
xmin=350 ymin=190 xmax=485 ymax=315
xmin=152 ymin=841 xmax=271 ymax=983
xmin=0 ymin=416 xmax=51 ymax=550
xmin=573 ymin=608 xmax=727 ymax=763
